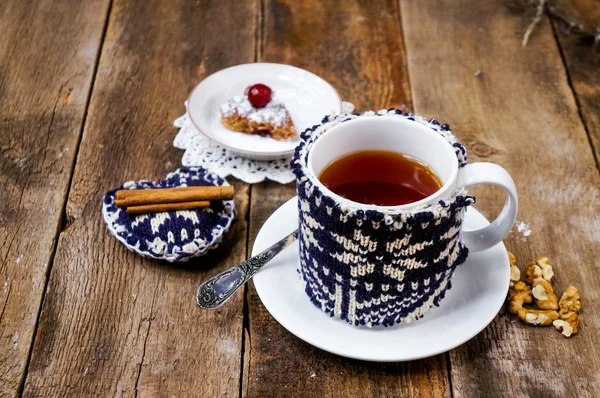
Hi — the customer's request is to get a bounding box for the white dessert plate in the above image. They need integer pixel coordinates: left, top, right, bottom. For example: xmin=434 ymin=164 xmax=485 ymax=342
xmin=252 ymin=197 xmax=510 ymax=362
xmin=187 ymin=63 xmax=342 ymax=160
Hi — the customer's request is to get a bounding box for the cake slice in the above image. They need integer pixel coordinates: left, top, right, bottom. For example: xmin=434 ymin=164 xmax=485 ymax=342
xmin=220 ymin=84 xmax=296 ymax=140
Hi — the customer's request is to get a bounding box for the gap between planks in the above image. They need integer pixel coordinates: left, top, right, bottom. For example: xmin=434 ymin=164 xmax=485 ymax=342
xmin=16 ymin=0 xmax=115 ymax=395
xmin=239 ymin=0 xmax=263 ymax=395
xmin=238 ymin=184 xmax=254 ymax=398
xmin=548 ymin=16 xmax=600 ymax=172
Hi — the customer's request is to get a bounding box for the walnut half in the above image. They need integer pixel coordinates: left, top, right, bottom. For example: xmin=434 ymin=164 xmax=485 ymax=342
xmin=526 ymin=256 xmax=554 ymax=284
xmin=507 ymin=251 xmax=521 ymax=288
xmin=518 ymin=308 xmax=559 ymax=326
xmin=553 ymin=286 xmax=581 ymax=337
xmin=531 ymin=277 xmax=559 ymax=310
xmin=508 ymin=281 xmax=532 ymax=314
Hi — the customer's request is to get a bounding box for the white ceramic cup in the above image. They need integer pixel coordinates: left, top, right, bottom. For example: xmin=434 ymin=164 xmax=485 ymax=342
xmin=307 ymin=116 xmax=518 ymax=252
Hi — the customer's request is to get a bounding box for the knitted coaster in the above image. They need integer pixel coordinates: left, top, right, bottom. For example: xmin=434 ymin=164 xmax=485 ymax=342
xmin=102 ymin=167 xmax=235 ymax=262
xmin=292 ymin=109 xmax=475 ymax=327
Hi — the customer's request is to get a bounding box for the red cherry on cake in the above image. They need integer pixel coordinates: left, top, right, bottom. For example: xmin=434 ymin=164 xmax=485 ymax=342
xmin=247 ymin=84 xmax=272 ymax=108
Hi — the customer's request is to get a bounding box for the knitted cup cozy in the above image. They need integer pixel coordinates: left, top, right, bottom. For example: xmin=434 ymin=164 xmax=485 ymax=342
xmin=291 ymin=109 xmax=475 ymax=327
xmin=102 ymin=167 xmax=235 ymax=262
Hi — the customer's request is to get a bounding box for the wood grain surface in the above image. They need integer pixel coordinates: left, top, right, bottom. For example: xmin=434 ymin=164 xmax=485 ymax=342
xmin=260 ymin=0 xmax=413 ymax=111
xmin=242 ymin=1 xmax=451 ymax=397
xmin=401 ymin=0 xmax=600 ymax=396
xmin=552 ymin=14 xmax=600 ymax=166
xmin=0 ymin=0 xmax=110 ymax=395
xmin=21 ymin=0 xmax=256 ymax=396
xmin=1 ymin=0 xmax=600 ymax=396
xmin=549 ymin=0 xmax=600 ymax=35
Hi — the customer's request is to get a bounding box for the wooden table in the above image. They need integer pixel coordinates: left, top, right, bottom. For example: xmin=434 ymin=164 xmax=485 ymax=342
xmin=2 ymin=0 xmax=599 ymax=396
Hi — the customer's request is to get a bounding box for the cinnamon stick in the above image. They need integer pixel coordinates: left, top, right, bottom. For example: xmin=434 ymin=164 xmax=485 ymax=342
xmin=116 ymin=186 xmax=221 ymax=199
xmin=115 ymin=186 xmax=234 ymax=207
xmin=125 ymin=200 xmax=210 ymax=214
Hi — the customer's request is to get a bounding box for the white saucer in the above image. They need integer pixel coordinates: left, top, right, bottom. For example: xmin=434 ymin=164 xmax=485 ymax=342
xmin=252 ymin=197 xmax=510 ymax=362
xmin=187 ymin=63 xmax=342 ymax=160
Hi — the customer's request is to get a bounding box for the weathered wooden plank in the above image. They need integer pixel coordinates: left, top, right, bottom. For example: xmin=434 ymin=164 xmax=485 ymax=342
xmin=552 ymin=4 xmax=600 ymax=165
xmin=243 ymin=1 xmax=451 ymax=397
xmin=261 ymin=0 xmax=412 ymax=111
xmin=22 ymin=0 xmax=256 ymax=395
xmin=401 ymin=0 xmax=600 ymax=396
xmin=0 ymin=0 xmax=110 ymax=395
xmin=549 ymin=0 xmax=600 ymax=36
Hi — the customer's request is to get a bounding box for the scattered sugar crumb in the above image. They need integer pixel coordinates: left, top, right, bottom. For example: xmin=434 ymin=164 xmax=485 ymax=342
xmin=474 ymin=69 xmax=483 ymax=77
xmin=19 ymin=157 xmax=27 ymax=163
xmin=511 ymin=220 xmax=532 ymax=241
xmin=3 ymin=281 xmax=8 ymax=292
xmin=516 ymin=221 xmax=532 ymax=237
xmin=16 ymin=255 xmax=22 ymax=264
xmin=310 ymin=373 xmax=316 ymax=378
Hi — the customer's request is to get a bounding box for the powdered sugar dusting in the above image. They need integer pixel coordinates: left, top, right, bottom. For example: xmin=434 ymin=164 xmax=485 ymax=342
xmin=221 ymin=95 xmax=253 ymax=116
xmin=220 ymin=95 xmax=291 ymax=127
xmin=516 ymin=221 xmax=531 ymax=236
xmin=513 ymin=220 xmax=532 ymax=240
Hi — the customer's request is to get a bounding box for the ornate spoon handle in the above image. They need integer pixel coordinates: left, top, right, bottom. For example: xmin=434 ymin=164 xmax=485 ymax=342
xmin=196 ymin=230 xmax=298 ymax=309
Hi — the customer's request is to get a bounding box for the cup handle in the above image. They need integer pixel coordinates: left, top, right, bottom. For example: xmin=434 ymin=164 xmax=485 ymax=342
xmin=457 ymin=162 xmax=518 ymax=252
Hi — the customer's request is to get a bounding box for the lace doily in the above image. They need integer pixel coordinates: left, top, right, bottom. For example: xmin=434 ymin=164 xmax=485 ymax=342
xmin=173 ymin=101 xmax=355 ymax=184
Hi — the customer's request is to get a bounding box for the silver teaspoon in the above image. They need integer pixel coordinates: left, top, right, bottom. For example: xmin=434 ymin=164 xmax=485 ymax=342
xmin=196 ymin=230 xmax=298 ymax=309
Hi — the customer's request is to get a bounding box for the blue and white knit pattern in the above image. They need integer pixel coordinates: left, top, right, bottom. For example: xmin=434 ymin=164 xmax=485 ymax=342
xmin=102 ymin=167 xmax=235 ymax=262
xmin=292 ymin=109 xmax=475 ymax=327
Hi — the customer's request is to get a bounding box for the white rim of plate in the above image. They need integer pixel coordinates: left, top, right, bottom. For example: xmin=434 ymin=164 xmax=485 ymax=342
xmin=186 ymin=63 xmax=343 ymax=158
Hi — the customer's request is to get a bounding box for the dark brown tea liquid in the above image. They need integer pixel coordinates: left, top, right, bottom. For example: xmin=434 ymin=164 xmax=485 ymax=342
xmin=318 ymin=150 xmax=442 ymax=206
